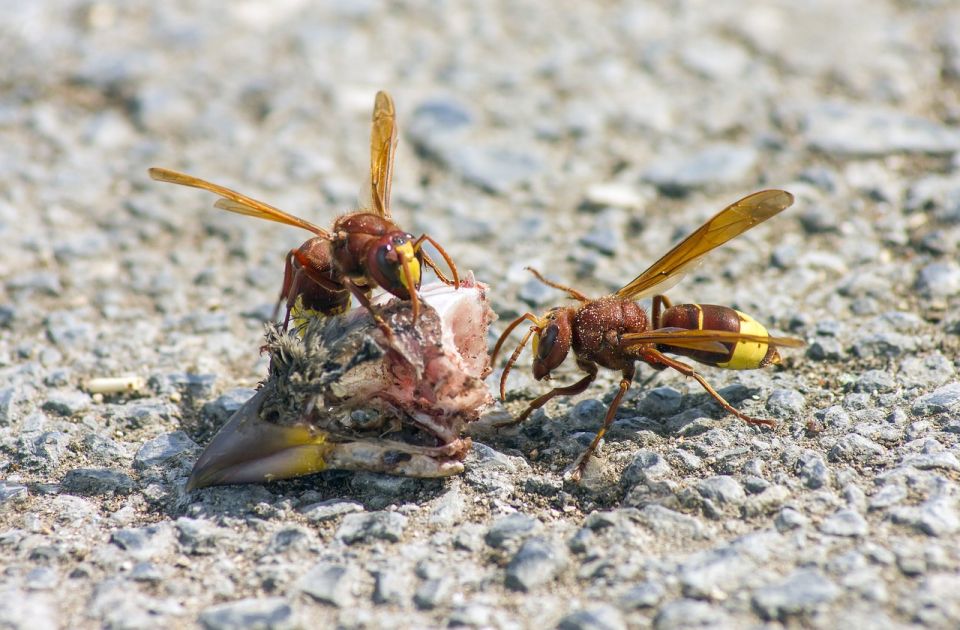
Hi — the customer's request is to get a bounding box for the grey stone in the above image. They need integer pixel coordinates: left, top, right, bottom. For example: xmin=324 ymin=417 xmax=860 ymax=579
xmin=820 ymin=508 xmax=868 ymax=537
xmin=654 ymin=599 xmax=725 ymax=630
xmin=130 ymin=562 xmax=163 ymax=584
xmin=843 ymin=393 xmax=872 ymax=411
xmin=41 ymin=390 xmax=92 ymax=416
xmin=265 ymin=527 xmax=311 ymax=554
xmin=148 ymin=372 xmax=219 ymax=400
xmin=24 ymin=567 xmax=58 ymax=591
xmin=199 ymin=597 xmax=293 ymax=630
xmin=643 ymin=144 xmax=758 ymax=194
xmin=898 ymin=353 xmax=955 ymax=390
xmin=844 ymin=484 xmax=868 ymax=513
xmin=201 ymin=388 xmax=256 ymax=427
xmin=123 ymin=400 xmax=179 ymax=430
xmin=765 ymin=388 xmax=806 ymax=418
xmin=44 ymin=310 xmax=94 ymax=347
xmin=298 ymin=499 xmax=364 ymax=523
xmin=807 ymin=337 xmax=844 ymax=361
xmin=890 ymin=496 xmax=960 ymax=536
xmin=743 ymin=475 xmax=769 ymax=494
xmin=638 ymin=387 xmax=683 ymax=417
xmin=0 ymin=304 xmax=14 ymax=329
xmin=0 ymin=587 xmax=58 ymax=629
xmin=775 ymin=507 xmax=809 ymax=532
xmin=901 ymin=452 xmax=960 ymax=472
xmin=372 ymin=569 xmax=407 ymax=605
xmin=485 ymin=512 xmax=539 ymax=548
xmin=82 ymin=433 xmax=130 ymax=463
xmin=637 ymin=505 xmax=706 ymax=540
xmin=679 ymin=547 xmax=756 ymax=599
xmin=852 ymin=370 xmax=898 ymax=394
xmin=298 ymin=563 xmax=353 ymax=607
xmin=742 ymin=485 xmax=790 ymax=517
xmin=669 ymin=448 xmax=702 ymax=472
xmin=912 ymin=574 xmax=960 ymax=626
xmin=452 ymin=523 xmax=485 ymax=552
xmin=801 ymin=102 xmax=960 ymax=156
xmin=579 ymin=208 xmax=625 ymax=256
xmin=0 ymin=481 xmax=28 ymax=504
xmin=752 ymin=568 xmax=840 ymax=620
xmin=505 ymin=537 xmax=567 ymax=592
xmin=518 ymin=275 xmax=559 ymax=307
xmin=558 ymin=604 xmax=627 ymax=630
xmin=915 ymin=262 xmax=960 ymax=298
xmin=8 ymin=271 xmax=62 ymax=295
xmin=428 ymin=486 xmax=466 ymax=528
xmin=336 ymin=511 xmax=407 ymax=544
xmin=407 ymin=98 xmax=473 ymax=148
xmin=621 ymin=450 xmax=671 ymax=486
xmin=852 ymin=331 xmax=918 ymax=358
xmin=443 ymin=144 xmax=543 ymax=195
xmin=29 ymin=431 xmax=70 ymax=469
xmin=183 ymin=312 xmax=231 ymax=334
xmin=869 ymin=484 xmax=907 ymax=511
xmin=523 ymin=474 xmax=563 ymax=496
xmin=912 ymin=383 xmax=960 ymax=416
xmin=570 ymin=398 xmax=606 ymax=430
xmin=617 ymin=581 xmax=665 ymax=609
xmin=829 ymin=433 xmax=886 ymax=464
xmin=176 ymin=517 xmax=228 ymax=555
xmin=446 ymin=604 xmax=499 ymax=628
xmin=133 ymin=431 xmax=199 ymax=470
xmin=0 ymin=387 xmax=18 ymax=426
xmin=795 ymin=450 xmax=830 ymax=489
xmin=696 ymin=475 xmax=745 ymax=506
xmin=413 ymin=577 xmax=453 ymax=610
xmin=43 ymin=369 xmax=70 ymax=388
xmin=798 ymin=204 xmax=840 ymax=233
xmin=61 ymin=468 xmax=135 ymax=496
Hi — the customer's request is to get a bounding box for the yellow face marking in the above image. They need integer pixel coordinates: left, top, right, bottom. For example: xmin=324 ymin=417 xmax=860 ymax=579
xmin=530 ymin=313 xmax=552 ymax=359
xmin=395 ymin=241 xmax=421 ymax=292
xmin=716 ymin=311 xmax=771 ymax=370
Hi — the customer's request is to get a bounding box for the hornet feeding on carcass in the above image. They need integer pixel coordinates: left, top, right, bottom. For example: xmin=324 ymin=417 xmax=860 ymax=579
xmin=149 ymin=91 xmax=459 ymax=337
xmin=493 ymin=190 xmax=805 ymax=479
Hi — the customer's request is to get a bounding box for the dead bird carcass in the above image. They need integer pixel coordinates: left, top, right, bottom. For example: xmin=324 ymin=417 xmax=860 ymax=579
xmin=187 ymin=279 xmax=494 ymax=490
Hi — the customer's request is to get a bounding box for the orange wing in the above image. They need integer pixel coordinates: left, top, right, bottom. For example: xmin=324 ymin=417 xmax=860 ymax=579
xmin=623 ymin=328 xmax=805 ymax=353
xmin=616 ymin=190 xmax=794 ymax=300
xmin=368 ymin=91 xmax=398 ymax=218
xmin=148 ymin=168 xmax=330 ymax=238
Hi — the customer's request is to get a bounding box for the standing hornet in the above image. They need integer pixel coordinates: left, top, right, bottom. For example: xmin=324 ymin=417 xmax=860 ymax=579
xmin=492 ymin=190 xmax=805 ymax=479
xmin=149 ymin=91 xmax=459 ymax=334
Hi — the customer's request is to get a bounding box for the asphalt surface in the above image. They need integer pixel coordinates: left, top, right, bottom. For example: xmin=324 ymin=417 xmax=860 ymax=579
xmin=2 ymin=1 xmax=960 ymax=628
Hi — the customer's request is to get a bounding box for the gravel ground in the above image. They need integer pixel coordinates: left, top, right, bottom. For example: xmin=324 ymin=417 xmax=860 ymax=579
xmin=2 ymin=1 xmax=960 ymax=628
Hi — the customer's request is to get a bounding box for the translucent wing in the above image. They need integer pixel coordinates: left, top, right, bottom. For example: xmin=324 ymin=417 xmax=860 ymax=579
xmin=623 ymin=328 xmax=806 ymax=352
xmin=148 ymin=168 xmax=330 ymax=238
xmin=616 ymin=190 xmax=794 ymax=300
xmin=368 ymin=90 xmax=398 ymax=218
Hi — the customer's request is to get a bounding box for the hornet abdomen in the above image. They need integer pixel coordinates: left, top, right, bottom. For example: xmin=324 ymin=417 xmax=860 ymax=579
xmin=659 ymin=304 xmax=780 ymax=369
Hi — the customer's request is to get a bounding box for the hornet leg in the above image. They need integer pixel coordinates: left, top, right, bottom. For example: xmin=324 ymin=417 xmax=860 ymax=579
xmin=569 ymin=363 xmax=636 ymax=481
xmin=495 ymin=359 xmax=598 ymax=429
xmin=639 ymin=348 xmax=775 ymax=428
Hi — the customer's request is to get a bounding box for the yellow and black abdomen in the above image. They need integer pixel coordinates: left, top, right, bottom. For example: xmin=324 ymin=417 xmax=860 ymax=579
xmin=658 ymin=304 xmax=780 ymax=369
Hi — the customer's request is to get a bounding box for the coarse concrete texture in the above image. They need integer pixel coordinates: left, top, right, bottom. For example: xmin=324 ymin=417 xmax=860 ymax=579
xmin=2 ymin=1 xmax=959 ymax=628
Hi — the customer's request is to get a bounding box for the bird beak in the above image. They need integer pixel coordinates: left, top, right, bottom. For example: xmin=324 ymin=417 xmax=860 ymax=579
xmin=186 ymin=390 xmax=334 ymax=491
xmin=186 ymin=389 xmax=466 ymax=491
